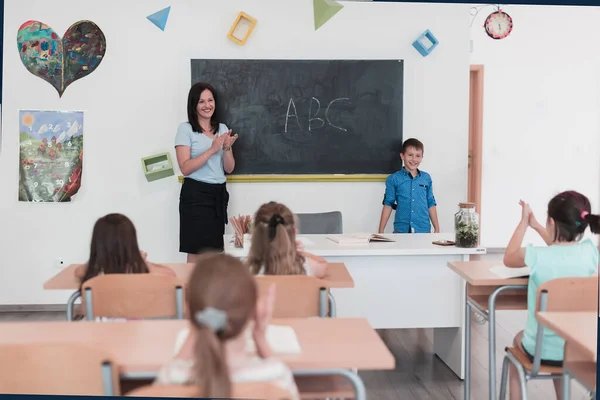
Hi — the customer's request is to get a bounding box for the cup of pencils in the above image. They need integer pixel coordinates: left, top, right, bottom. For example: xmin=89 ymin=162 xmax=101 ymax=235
xmin=230 ymin=215 xmax=253 ymax=248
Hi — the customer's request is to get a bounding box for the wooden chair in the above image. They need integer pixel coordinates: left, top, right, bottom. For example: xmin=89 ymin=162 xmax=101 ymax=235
xmin=0 ymin=343 xmax=119 ymax=395
xmin=255 ymin=275 xmax=332 ymax=317
xmin=498 ymin=276 xmax=598 ymax=400
xmin=67 ymin=274 xmax=185 ymax=321
xmin=127 ymin=382 xmax=294 ymax=399
xmin=256 ymin=275 xmax=354 ymax=399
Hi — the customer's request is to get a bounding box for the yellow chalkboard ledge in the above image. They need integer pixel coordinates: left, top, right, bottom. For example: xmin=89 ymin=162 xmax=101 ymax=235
xmin=178 ymin=174 xmax=387 ymax=183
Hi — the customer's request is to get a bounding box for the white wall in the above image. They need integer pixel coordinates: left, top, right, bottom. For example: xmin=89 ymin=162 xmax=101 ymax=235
xmin=470 ymin=5 xmax=600 ymax=248
xmin=0 ymin=0 xmax=470 ymax=304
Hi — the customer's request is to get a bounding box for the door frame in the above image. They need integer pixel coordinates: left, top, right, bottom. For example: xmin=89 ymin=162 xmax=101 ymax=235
xmin=468 ymin=65 xmax=484 ymax=236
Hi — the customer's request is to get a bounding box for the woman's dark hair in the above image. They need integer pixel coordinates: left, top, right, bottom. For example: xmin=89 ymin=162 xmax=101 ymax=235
xmin=80 ymin=213 xmax=148 ymax=285
xmin=547 ymin=190 xmax=600 ymax=242
xmin=187 ymin=82 xmax=221 ymax=134
xmin=188 ymin=252 xmax=257 ymax=398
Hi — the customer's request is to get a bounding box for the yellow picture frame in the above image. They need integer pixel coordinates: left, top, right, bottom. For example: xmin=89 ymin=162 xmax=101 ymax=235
xmin=178 ymin=174 xmax=386 ymax=183
xmin=227 ymin=12 xmax=257 ymax=45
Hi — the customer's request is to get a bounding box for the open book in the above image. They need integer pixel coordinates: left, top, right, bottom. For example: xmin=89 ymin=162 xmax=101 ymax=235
xmin=245 ymin=324 xmax=302 ymax=354
xmin=489 ymin=265 xmax=531 ymax=279
xmin=173 ymin=324 xmax=302 ymax=356
xmin=326 ymin=233 xmax=395 ymax=244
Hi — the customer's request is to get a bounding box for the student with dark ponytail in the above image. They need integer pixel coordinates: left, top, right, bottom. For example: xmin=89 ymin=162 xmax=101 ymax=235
xmin=503 ymin=190 xmax=599 ymax=400
xmin=154 ymin=253 xmax=299 ymax=399
xmin=247 ymin=201 xmax=328 ymax=278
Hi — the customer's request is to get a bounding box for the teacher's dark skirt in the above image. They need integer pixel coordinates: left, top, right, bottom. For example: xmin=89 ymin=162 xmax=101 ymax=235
xmin=179 ymin=178 xmax=229 ymax=254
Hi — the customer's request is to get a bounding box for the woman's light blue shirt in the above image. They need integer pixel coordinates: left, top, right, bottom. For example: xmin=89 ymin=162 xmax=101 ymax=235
xmin=174 ymin=122 xmax=228 ymax=184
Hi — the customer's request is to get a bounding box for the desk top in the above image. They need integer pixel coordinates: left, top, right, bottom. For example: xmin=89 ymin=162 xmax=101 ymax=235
xmin=43 ymin=262 xmax=354 ymax=291
xmin=226 ymin=233 xmax=487 ymax=257
xmin=447 ymin=260 xmax=529 ymax=286
xmin=536 ymin=312 xmax=597 ymax=361
xmin=0 ymin=318 xmax=394 ymax=374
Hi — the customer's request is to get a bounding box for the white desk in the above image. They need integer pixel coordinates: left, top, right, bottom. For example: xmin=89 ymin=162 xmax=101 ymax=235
xmin=224 ymin=233 xmax=486 ymax=380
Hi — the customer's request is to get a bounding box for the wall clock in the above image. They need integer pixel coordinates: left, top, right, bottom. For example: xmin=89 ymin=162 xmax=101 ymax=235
xmin=484 ymin=10 xmax=513 ymax=40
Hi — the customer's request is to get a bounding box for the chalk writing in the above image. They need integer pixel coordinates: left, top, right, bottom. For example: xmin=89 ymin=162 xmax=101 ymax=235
xmin=284 ymin=97 xmax=351 ymax=133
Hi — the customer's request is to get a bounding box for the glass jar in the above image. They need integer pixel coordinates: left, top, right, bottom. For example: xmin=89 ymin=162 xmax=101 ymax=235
xmin=454 ymin=202 xmax=479 ymax=248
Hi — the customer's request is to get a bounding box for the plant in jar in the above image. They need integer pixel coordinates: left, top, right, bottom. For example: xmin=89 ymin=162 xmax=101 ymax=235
xmin=454 ymin=202 xmax=479 ymax=248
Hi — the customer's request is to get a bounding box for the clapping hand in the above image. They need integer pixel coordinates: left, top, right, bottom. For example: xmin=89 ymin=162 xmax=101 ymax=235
xmin=210 ymin=134 xmax=226 ymax=153
xmin=253 ymin=283 xmax=276 ymax=358
xmin=519 ymin=199 xmax=536 ymax=226
xmin=222 ymin=129 xmax=238 ymax=149
xmin=520 ymin=199 xmax=543 ymax=230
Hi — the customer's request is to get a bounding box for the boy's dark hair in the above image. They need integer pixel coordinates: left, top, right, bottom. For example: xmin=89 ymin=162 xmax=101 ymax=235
xmin=547 ymin=190 xmax=600 ymax=242
xmin=401 ymin=138 xmax=424 ymax=154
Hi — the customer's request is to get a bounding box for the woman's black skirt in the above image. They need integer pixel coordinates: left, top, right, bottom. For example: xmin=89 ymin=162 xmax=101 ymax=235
xmin=179 ymin=178 xmax=229 ymax=254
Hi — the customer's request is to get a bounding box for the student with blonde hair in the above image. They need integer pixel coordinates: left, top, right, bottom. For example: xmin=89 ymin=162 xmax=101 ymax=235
xmin=155 ymin=253 xmax=299 ymax=399
xmin=247 ymin=201 xmax=328 ymax=278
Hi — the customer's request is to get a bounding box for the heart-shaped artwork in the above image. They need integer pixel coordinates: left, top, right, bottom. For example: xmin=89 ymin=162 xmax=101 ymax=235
xmin=17 ymin=20 xmax=106 ymax=97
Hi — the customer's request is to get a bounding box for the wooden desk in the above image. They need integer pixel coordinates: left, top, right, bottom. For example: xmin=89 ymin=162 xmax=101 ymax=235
xmin=226 ymin=233 xmax=486 ymax=380
xmin=44 ymin=262 xmax=354 ymax=290
xmin=0 ymin=318 xmax=394 ymax=385
xmin=448 ymin=260 xmax=529 ymax=400
xmin=537 ymin=311 xmax=597 ymax=396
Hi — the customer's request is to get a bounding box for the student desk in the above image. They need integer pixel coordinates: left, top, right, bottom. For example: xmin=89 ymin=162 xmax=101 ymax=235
xmin=0 ymin=317 xmax=394 ymax=400
xmin=43 ymin=262 xmax=354 ymax=290
xmin=447 ymin=260 xmax=528 ymax=400
xmin=536 ymin=311 xmax=597 ymax=398
xmin=227 ymin=233 xmax=486 ymax=379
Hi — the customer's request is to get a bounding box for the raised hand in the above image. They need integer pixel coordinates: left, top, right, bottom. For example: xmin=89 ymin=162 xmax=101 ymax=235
xmin=255 ymin=283 xmax=275 ymax=335
xmin=210 ymin=134 xmax=226 ymax=153
xmin=519 ymin=200 xmax=532 ymax=225
xmin=222 ymin=129 xmax=238 ymax=149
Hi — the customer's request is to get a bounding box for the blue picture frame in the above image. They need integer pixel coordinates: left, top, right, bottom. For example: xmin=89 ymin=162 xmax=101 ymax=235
xmin=412 ymin=29 xmax=439 ymax=57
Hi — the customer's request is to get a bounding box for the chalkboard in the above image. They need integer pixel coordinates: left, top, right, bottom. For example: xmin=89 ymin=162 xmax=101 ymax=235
xmin=190 ymin=59 xmax=404 ymax=175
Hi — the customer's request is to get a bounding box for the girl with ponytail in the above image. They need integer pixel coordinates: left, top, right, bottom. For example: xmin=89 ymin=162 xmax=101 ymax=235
xmin=155 ymin=253 xmax=299 ymax=399
xmin=247 ymin=201 xmax=328 ymax=278
xmin=503 ymin=190 xmax=599 ymax=400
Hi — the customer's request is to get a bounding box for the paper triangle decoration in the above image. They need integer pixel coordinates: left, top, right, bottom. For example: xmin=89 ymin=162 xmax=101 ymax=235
xmin=313 ymin=0 xmax=343 ymax=31
xmin=147 ymin=6 xmax=171 ymax=31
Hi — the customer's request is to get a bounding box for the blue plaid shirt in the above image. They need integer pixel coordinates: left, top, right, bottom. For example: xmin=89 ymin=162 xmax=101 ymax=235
xmin=382 ymin=168 xmax=437 ymax=233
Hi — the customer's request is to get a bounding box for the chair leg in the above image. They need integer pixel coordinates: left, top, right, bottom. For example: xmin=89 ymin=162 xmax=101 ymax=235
xmin=503 ymin=352 xmax=529 ymax=400
xmin=561 ymin=371 xmax=570 ymax=400
xmin=499 ymin=355 xmax=510 ymax=400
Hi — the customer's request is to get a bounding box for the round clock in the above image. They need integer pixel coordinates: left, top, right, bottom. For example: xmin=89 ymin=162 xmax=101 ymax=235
xmin=484 ymin=10 xmax=513 ymax=40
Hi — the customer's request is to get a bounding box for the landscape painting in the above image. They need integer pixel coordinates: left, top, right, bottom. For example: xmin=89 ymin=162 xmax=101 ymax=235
xmin=19 ymin=110 xmax=84 ymax=202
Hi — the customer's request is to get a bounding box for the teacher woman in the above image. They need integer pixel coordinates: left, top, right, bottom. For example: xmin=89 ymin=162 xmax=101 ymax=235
xmin=174 ymin=82 xmax=238 ymax=263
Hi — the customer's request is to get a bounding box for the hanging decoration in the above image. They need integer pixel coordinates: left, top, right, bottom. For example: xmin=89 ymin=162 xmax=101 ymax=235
xmin=17 ymin=20 xmax=107 ymax=97
xmin=470 ymin=4 xmax=513 ymax=40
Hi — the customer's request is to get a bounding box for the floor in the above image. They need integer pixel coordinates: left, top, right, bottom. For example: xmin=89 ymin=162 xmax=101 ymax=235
xmin=0 ymin=310 xmax=592 ymax=400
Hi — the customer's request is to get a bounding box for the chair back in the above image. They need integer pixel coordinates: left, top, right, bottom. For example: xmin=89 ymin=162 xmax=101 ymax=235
xmin=0 ymin=343 xmax=119 ymax=395
xmin=536 ymin=276 xmax=598 ymax=312
xmin=296 ymin=211 xmax=343 ymax=234
xmin=255 ymin=275 xmax=328 ymax=317
xmin=82 ymin=273 xmax=185 ymax=320
xmin=526 ymin=275 xmax=599 ymax=376
xmin=127 ymin=382 xmax=293 ymax=399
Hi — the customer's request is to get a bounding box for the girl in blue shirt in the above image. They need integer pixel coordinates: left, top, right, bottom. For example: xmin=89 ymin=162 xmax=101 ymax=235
xmin=503 ymin=191 xmax=599 ymax=399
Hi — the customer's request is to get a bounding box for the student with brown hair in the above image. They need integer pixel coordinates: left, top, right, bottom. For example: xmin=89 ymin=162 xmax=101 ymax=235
xmin=503 ymin=191 xmax=599 ymax=399
xmin=74 ymin=213 xmax=174 ymax=284
xmin=247 ymin=201 xmax=328 ymax=278
xmin=155 ymin=253 xmax=299 ymax=399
